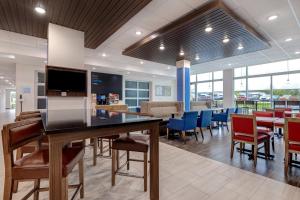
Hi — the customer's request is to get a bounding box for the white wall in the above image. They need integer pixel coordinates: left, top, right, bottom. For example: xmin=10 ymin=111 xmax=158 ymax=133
xmin=47 ymin=23 xmax=88 ymax=110
xmin=15 ymin=63 xmax=44 ymax=114
xmin=0 ymin=86 xmax=6 ymax=112
xmin=123 ymin=74 xmax=176 ymax=102
xmin=223 ymin=69 xmax=234 ymax=108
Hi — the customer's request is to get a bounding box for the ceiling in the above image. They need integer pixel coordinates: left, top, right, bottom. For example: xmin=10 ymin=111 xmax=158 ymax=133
xmin=0 ymin=0 xmax=299 ymax=77
xmin=0 ymin=0 xmax=151 ymax=49
xmin=123 ymin=0 xmax=270 ymax=66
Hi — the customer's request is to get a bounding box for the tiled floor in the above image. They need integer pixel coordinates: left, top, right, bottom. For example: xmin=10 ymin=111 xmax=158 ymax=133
xmin=1 ymin=110 xmax=300 ymax=200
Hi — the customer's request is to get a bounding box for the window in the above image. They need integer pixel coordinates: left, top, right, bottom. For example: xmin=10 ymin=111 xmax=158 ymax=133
xmin=197 ymin=82 xmax=212 ymax=101
xmin=234 ymin=67 xmax=246 ymax=77
xmin=213 ymin=71 xmax=223 ymax=80
xmin=190 ymin=84 xmax=196 ymax=101
xmin=190 ymin=75 xmax=196 ymax=83
xmin=273 ymin=73 xmax=300 ymax=100
xmin=35 ymin=71 xmax=47 ymax=110
xmin=197 ymin=72 xmax=212 ymax=82
xmin=125 ymin=81 xmax=150 ymax=112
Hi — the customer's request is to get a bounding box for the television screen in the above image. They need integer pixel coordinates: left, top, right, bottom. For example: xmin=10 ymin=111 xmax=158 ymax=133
xmin=91 ymin=72 xmax=123 ymax=100
xmin=47 ymin=67 xmax=87 ymax=93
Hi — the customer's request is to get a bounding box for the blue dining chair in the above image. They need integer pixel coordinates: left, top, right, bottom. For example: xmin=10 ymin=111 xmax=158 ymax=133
xmin=197 ymin=110 xmax=213 ymax=140
xmin=167 ymin=111 xmax=198 ymax=142
xmin=212 ymin=108 xmax=235 ymax=131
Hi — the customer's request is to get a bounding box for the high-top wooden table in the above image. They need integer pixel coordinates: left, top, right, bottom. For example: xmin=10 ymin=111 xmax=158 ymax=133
xmin=41 ymin=109 xmax=161 ymax=200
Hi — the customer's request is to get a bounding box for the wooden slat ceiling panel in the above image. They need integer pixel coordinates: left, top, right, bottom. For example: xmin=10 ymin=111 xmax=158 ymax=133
xmin=0 ymin=0 xmax=151 ymax=49
xmin=123 ymin=0 xmax=270 ymax=66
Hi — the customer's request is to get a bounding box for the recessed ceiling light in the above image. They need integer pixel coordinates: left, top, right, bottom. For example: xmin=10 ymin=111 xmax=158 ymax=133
xmin=285 ymin=38 xmax=292 ymax=42
xmin=205 ymin=26 xmax=213 ymax=33
xmin=0 ymin=76 xmax=4 ymax=79
xmin=237 ymin=44 xmax=244 ymax=50
xmin=195 ymin=54 xmax=200 ymax=61
xmin=159 ymin=44 xmax=165 ymax=51
xmin=5 ymin=80 xmax=9 ymax=82
xmin=102 ymin=53 xmax=107 ymax=57
xmin=228 ymin=63 xmax=232 ymax=66
xmin=135 ymin=31 xmax=142 ymax=35
xmin=179 ymin=50 xmax=184 ymax=56
xmin=8 ymin=55 xmax=15 ymax=59
xmin=140 ymin=61 xmax=144 ymax=64
xmin=35 ymin=6 xmax=46 ymax=14
xmin=167 ymin=66 xmax=171 ymax=70
xmin=268 ymin=15 xmax=278 ymax=21
xmin=223 ymin=37 xmax=230 ymax=44
xmin=92 ymin=67 xmax=96 ymax=70
xmin=295 ymin=51 xmax=300 ymax=55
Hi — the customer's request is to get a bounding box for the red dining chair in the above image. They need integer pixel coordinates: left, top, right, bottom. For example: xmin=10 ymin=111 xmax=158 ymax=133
xmin=230 ymin=114 xmax=269 ymax=166
xmin=253 ymin=111 xmax=275 ymax=151
xmin=284 ymin=118 xmax=300 ymax=175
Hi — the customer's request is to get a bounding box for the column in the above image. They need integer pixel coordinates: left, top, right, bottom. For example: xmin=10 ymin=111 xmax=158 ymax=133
xmin=223 ymin=69 xmax=234 ymax=108
xmin=176 ymin=60 xmax=191 ymax=111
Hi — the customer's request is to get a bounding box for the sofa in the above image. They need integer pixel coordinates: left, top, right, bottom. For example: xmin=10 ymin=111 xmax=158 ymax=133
xmin=140 ymin=101 xmax=183 ymax=118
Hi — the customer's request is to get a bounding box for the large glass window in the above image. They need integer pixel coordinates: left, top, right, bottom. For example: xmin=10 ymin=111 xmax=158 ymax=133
xmin=234 ymin=79 xmax=246 ymax=100
xmin=197 ymin=72 xmax=212 ymax=82
xmin=190 ymin=84 xmax=196 ymax=101
xmin=273 ymin=73 xmax=300 ymax=100
xmin=234 ymin=67 xmax=246 ymax=77
xmin=197 ymin=82 xmax=212 ymax=101
xmin=125 ymin=81 xmax=150 ymax=112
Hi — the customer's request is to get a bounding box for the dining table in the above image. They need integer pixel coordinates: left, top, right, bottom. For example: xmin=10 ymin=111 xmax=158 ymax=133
xmin=41 ymin=109 xmax=162 ymax=200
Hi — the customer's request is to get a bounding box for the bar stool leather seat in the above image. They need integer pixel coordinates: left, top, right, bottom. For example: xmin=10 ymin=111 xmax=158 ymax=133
xmin=13 ymin=146 xmax=84 ymax=179
xmin=112 ymin=134 xmax=149 ymax=152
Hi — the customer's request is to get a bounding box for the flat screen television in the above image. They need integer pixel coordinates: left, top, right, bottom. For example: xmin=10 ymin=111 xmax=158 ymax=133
xmin=46 ymin=66 xmax=87 ymax=96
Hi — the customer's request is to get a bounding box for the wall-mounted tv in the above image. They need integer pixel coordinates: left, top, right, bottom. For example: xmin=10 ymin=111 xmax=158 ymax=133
xmin=46 ymin=66 xmax=87 ymax=97
xmin=91 ymin=72 xmax=123 ymax=100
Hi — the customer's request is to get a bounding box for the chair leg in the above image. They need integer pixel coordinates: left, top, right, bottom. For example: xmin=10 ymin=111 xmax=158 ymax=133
xmin=13 ymin=149 xmax=23 ymax=193
xmin=166 ymin=128 xmax=169 ymax=139
xmin=271 ymin=137 xmax=275 ymax=152
xmin=226 ymin=122 xmax=229 ymax=132
xmin=116 ymin=150 xmax=120 ymax=170
xmin=112 ymin=149 xmax=116 ymax=186
xmin=79 ymin=158 xmax=84 ymax=198
xmin=109 ymin=139 xmax=112 ymax=157
xmin=100 ymin=138 xmax=103 ymax=156
xmin=284 ymin=151 xmax=289 ymax=175
xmin=239 ymin=143 xmax=243 ymax=155
xmin=127 ymin=151 xmax=130 ymax=170
xmin=182 ymin=131 xmax=186 ymax=144
xmin=144 ymin=152 xmax=148 ymax=192
xmin=3 ymin=176 xmax=13 ymax=200
xmin=33 ymin=179 xmax=40 ymax=200
xmin=253 ymin=145 xmax=258 ymax=167
xmin=199 ymin=128 xmax=204 ymax=140
xmin=209 ymin=125 xmax=213 ymax=136
xmin=61 ymin=177 xmax=68 ymax=200
xmin=93 ymin=137 xmax=97 ymax=166
xmin=194 ymin=128 xmax=198 ymax=141
xmin=264 ymin=141 xmax=268 ymax=159
xmin=230 ymin=141 xmax=235 ymax=159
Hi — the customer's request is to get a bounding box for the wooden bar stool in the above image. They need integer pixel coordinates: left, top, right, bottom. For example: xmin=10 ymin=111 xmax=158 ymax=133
xmin=111 ymin=134 xmax=149 ymax=192
xmin=92 ymin=135 xmax=119 ymax=166
xmin=2 ymin=119 xmax=85 ymax=200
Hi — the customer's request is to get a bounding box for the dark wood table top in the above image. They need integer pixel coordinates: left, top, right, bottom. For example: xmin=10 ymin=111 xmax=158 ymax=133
xmin=42 ymin=109 xmax=162 ymax=134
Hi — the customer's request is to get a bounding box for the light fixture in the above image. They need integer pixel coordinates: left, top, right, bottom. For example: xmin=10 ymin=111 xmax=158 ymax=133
xmin=35 ymin=6 xmax=46 ymax=14
xmin=205 ymin=26 xmax=213 ymax=33
xmin=0 ymin=76 xmax=4 ymax=79
xmin=102 ymin=53 xmax=107 ymax=57
xmin=268 ymin=15 xmax=278 ymax=21
xmin=295 ymin=51 xmax=300 ymax=55
xmin=228 ymin=63 xmax=232 ymax=66
xmin=179 ymin=50 xmax=184 ymax=56
xmin=237 ymin=44 xmax=244 ymax=50
xmin=223 ymin=37 xmax=230 ymax=44
xmin=5 ymin=80 xmax=9 ymax=82
xmin=167 ymin=66 xmax=171 ymax=70
xmin=195 ymin=54 xmax=200 ymax=61
xmin=8 ymin=55 xmax=15 ymax=59
xmin=140 ymin=61 xmax=144 ymax=64
xmin=135 ymin=31 xmax=142 ymax=35
xmin=92 ymin=67 xmax=96 ymax=70
xmin=285 ymin=38 xmax=292 ymax=42
xmin=159 ymin=44 xmax=165 ymax=50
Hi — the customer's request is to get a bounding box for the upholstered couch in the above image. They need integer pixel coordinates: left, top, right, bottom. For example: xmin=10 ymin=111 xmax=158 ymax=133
xmin=140 ymin=101 xmax=183 ymax=118
xmin=190 ymin=101 xmax=211 ymax=112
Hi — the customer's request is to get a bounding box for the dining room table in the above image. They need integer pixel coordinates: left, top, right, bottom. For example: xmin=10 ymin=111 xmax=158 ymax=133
xmin=41 ymin=109 xmax=162 ymax=200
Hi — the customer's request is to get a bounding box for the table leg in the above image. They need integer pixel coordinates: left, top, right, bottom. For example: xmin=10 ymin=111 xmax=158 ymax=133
xmin=48 ymin=137 xmax=66 ymax=200
xmin=150 ymin=123 xmax=159 ymax=200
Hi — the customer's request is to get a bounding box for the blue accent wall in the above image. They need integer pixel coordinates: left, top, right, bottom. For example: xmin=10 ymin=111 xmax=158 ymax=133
xmin=184 ymin=67 xmax=190 ymax=111
xmin=177 ymin=67 xmax=184 ymax=102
